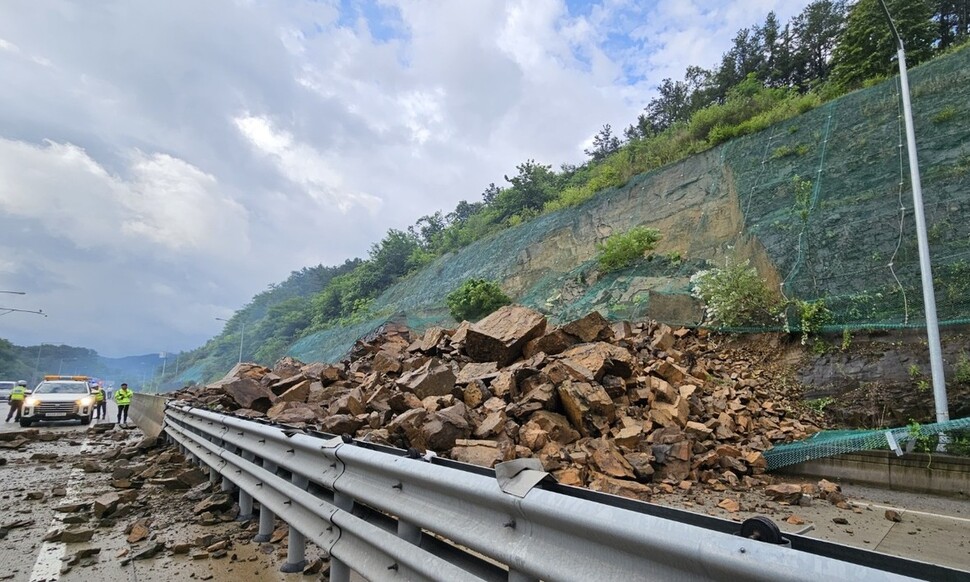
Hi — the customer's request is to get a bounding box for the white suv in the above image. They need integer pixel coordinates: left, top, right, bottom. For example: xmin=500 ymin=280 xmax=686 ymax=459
xmin=20 ymin=376 xmax=94 ymax=427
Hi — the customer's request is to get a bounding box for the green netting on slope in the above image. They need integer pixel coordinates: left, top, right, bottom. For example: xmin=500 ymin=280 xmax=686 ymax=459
xmin=764 ymin=416 xmax=970 ymax=471
xmin=289 ymin=47 xmax=970 ymax=363
xmin=725 ymin=45 xmax=970 ymax=332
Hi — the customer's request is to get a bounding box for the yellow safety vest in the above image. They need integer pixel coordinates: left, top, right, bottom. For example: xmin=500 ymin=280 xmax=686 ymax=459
xmin=10 ymin=386 xmax=26 ymax=401
xmin=114 ymin=389 xmax=132 ymax=406
xmin=93 ymin=389 xmax=104 ymax=402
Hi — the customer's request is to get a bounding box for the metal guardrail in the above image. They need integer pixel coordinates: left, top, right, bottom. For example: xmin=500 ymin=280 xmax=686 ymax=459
xmin=158 ymin=403 xmax=959 ymax=582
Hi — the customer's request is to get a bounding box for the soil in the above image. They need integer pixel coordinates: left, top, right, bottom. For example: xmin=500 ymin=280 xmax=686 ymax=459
xmin=715 ymin=325 xmax=970 ymax=429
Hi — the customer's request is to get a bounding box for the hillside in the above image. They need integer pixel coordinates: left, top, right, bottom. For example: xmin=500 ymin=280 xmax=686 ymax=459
xmin=270 ymin=46 xmax=970 ymax=366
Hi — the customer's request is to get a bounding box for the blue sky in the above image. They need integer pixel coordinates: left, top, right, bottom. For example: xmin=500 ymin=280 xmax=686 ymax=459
xmin=0 ymin=0 xmax=813 ymax=356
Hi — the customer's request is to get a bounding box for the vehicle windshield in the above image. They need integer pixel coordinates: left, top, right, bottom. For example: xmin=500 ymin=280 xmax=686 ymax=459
xmin=33 ymin=382 xmax=89 ymax=394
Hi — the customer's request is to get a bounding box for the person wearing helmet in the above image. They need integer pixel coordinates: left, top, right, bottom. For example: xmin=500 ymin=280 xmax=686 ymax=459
xmin=6 ymin=381 xmax=27 ymax=422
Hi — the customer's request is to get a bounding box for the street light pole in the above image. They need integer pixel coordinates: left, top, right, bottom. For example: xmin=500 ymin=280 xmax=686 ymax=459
xmin=215 ymin=317 xmax=246 ymax=364
xmin=0 ymin=290 xmax=26 ymax=294
xmin=877 ymin=0 xmax=949 ymax=424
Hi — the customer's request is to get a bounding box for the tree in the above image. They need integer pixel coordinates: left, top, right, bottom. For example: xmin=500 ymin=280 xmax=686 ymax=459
xmin=830 ymin=0 xmax=935 ymax=91
xmin=713 ymin=28 xmax=764 ymax=101
xmin=791 ymin=1 xmax=848 ymax=89
xmin=645 ymin=78 xmax=692 ymax=133
xmin=408 ymin=212 xmax=446 ymax=250
xmin=934 ymin=0 xmax=970 ymax=49
xmin=584 ymin=124 xmax=622 ymax=162
xmin=481 ymin=182 xmax=502 ymax=205
xmin=495 ymin=160 xmax=558 ymax=220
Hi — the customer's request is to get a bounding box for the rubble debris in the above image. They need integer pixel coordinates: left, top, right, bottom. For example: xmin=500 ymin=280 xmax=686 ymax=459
xmin=166 ymin=307 xmax=822 ymax=499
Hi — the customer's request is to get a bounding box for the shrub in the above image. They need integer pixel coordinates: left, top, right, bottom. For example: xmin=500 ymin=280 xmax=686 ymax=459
xmin=597 ymin=227 xmax=662 ymax=273
xmin=932 ymin=105 xmax=957 ymax=124
xmin=690 ymin=260 xmax=782 ymax=327
xmin=446 ymin=279 xmax=512 ymax=322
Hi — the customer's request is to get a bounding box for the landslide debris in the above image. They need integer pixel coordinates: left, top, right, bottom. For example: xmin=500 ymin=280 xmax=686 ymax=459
xmin=170 ymin=306 xmax=823 ymax=499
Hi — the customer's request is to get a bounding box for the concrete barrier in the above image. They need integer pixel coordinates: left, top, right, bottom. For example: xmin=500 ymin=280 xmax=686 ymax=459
xmin=130 ymin=393 xmax=168 ymax=438
xmin=780 ymin=450 xmax=970 ymax=496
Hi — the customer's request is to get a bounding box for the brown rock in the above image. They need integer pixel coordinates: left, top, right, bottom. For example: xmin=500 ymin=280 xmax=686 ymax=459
xmin=450 ymin=439 xmax=506 ymax=467
xmin=278 ymin=380 xmax=311 ymax=403
xmin=718 ymin=498 xmax=740 ymax=513
xmin=464 ymin=305 xmax=547 ymax=366
xmin=420 ymin=327 xmax=448 ymax=351
xmin=372 ymin=350 xmax=403 ymax=375
xmin=320 ymin=414 xmax=363 ymax=435
xmin=559 ymin=343 xmax=637 ymax=380
xmin=585 ymin=438 xmax=636 ymax=479
xmin=462 ymin=381 xmax=490 ymax=409
xmin=474 ymin=410 xmax=507 ymax=439
xmin=455 ymin=362 xmax=499 ymax=385
xmin=397 ymin=359 xmax=457 ymax=399
xmin=93 ymin=492 xmax=121 ymax=518
xmin=587 ymin=474 xmax=652 ymax=501
xmin=885 ymin=509 xmax=902 ymax=522
xmin=561 ymin=311 xmax=612 ymax=342
xmin=765 ymin=484 xmax=803 ymax=504
xmin=266 ymin=401 xmax=319 ymax=424
xmin=127 ymin=521 xmax=150 ymax=543
xmin=528 ymin=411 xmax=580 ymax=444
xmin=557 ymin=381 xmax=615 ymax=437
xmin=523 ymin=330 xmax=577 ymax=358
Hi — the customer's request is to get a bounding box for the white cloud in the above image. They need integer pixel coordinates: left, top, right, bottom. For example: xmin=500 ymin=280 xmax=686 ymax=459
xmin=234 ymin=114 xmax=383 ymax=213
xmin=0 ymin=138 xmax=249 ymax=258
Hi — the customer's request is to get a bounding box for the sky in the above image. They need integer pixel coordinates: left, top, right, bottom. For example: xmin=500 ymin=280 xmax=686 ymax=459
xmin=0 ymin=0 xmax=814 ymax=357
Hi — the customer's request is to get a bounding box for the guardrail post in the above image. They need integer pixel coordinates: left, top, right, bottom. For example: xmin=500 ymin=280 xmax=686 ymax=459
xmin=281 ymin=473 xmax=309 ymax=573
xmin=253 ymin=460 xmax=278 ymax=543
xmin=238 ymin=451 xmax=255 ymax=520
xmin=221 ymin=446 xmax=236 ymax=492
xmin=330 ymin=492 xmax=354 ymax=582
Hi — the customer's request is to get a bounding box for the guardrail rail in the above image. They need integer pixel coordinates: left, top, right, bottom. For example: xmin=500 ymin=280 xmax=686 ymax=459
xmin=155 ymin=400 xmax=964 ymax=582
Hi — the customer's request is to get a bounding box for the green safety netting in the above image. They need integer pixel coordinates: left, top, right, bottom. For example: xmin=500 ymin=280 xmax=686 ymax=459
xmin=764 ymin=416 xmax=970 ymax=471
xmin=288 ymin=46 xmax=970 ymax=364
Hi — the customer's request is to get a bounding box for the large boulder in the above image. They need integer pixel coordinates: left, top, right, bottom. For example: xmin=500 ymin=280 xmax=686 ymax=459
xmin=464 ymin=306 xmax=547 ymax=366
xmin=559 ymin=342 xmax=637 ymax=380
xmin=266 ymin=402 xmax=319 ymax=424
xmin=561 ymin=311 xmax=612 ymax=342
xmin=397 ymin=358 xmax=457 ymax=399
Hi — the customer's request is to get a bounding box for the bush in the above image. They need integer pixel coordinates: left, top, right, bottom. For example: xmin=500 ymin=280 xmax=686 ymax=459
xmin=597 ymin=227 xmax=662 ymax=273
xmin=690 ymin=260 xmax=782 ymax=327
xmin=446 ymin=279 xmax=512 ymax=322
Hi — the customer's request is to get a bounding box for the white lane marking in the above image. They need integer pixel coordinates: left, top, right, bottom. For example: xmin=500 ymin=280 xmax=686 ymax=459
xmin=860 ymin=502 xmax=970 ymax=524
xmin=29 ymin=432 xmax=96 ymax=582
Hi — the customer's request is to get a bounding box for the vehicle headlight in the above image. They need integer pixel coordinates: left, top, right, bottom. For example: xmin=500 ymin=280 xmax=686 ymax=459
xmin=25 ymin=397 xmax=40 ymax=407
xmin=78 ymin=396 xmax=94 ymax=407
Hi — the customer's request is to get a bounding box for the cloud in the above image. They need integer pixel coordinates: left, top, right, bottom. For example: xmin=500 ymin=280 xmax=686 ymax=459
xmin=0 ymin=138 xmax=249 ymax=258
xmin=234 ymin=114 xmax=383 ymax=213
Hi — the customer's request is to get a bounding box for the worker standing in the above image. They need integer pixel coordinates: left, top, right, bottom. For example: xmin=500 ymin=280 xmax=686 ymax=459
xmin=115 ymin=382 xmax=133 ymax=426
xmin=5 ymin=381 xmax=27 ymax=422
xmin=91 ymin=383 xmax=106 ymax=420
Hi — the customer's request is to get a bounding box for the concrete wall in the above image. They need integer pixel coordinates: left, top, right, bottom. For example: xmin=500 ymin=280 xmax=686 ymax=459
xmin=130 ymin=393 xmax=168 ymax=438
xmin=780 ymin=450 xmax=970 ymax=496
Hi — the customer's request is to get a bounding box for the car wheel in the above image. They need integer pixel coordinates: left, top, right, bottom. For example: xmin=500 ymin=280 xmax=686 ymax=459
xmin=19 ymin=418 xmax=32 ymax=428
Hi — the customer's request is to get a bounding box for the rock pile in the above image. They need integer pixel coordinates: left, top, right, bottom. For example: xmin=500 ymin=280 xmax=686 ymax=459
xmin=172 ymin=306 xmax=822 ymax=500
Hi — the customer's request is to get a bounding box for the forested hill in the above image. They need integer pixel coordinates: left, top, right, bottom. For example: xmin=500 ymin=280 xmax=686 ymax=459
xmin=165 ymin=0 xmax=970 ymax=386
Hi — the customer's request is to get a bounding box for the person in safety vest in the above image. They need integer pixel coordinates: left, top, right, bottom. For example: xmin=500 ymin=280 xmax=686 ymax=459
xmin=115 ymin=382 xmax=133 ymax=426
xmin=91 ymin=383 xmax=106 ymax=420
xmin=6 ymin=381 xmax=27 ymax=422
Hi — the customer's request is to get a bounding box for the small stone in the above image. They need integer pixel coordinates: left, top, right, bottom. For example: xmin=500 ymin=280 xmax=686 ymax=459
xmin=718 ymin=498 xmax=740 ymax=513
xmin=785 ymin=515 xmax=805 ymax=525
xmin=832 ymin=517 xmax=849 ymax=525
xmin=884 ymin=509 xmax=902 ymax=522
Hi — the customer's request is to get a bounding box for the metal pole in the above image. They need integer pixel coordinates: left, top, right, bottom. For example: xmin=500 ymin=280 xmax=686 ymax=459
xmin=878 ymin=0 xmax=949 ymax=423
xmin=238 ymin=322 xmax=245 ymax=364
xmin=254 ymin=460 xmax=278 ymax=543
xmin=34 ymin=344 xmax=43 ymax=385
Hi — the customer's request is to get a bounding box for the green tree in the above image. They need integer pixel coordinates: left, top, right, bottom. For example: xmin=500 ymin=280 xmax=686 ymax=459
xmin=791 ymin=1 xmax=849 ymax=88
xmin=830 ymin=0 xmax=935 ymax=90
xmin=584 ymin=124 xmax=622 ymax=162
xmin=495 ymin=160 xmax=558 ymax=221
